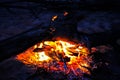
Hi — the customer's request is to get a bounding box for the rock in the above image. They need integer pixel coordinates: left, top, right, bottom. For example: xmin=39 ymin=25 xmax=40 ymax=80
xmin=77 ymin=11 xmax=120 ymax=34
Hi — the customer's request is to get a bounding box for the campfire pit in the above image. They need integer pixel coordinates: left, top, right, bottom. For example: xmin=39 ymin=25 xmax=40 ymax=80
xmin=5 ymin=11 xmax=93 ymax=80
xmin=16 ymin=37 xmax=92 ymax=79
xmin=0 ymin=8 xmax=119 ymax=80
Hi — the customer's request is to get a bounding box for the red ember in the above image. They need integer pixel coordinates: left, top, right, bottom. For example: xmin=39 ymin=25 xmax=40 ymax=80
xmin=16 ymin=38 xmax=92 ymax=76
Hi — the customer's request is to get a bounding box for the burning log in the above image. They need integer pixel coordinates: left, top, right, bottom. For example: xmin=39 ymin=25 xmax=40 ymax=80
xmin=33 ymin=48 xmax=44 ymax=52
xmin=0 ymin=25 xmax=54 ymax=61
xmin=16 ymin=39 xmax=91 ymax=77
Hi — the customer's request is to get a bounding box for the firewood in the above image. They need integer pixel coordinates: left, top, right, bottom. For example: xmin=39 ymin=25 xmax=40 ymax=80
xmin=0 ymin=25 xmax=54 ymax=62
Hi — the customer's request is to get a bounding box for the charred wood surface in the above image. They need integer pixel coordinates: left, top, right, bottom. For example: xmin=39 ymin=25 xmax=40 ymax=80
xmin=0 ymin=25 xmax=54 ymax=62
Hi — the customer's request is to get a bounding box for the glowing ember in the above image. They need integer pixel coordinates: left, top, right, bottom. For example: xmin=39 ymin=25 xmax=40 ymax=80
xmin=16 ymin=38 xmax=92 ymax=76
xmin=52 ymin=15 xmax=58 ymax=21
xmin=64 ymin=11 xmax=68 ymax=16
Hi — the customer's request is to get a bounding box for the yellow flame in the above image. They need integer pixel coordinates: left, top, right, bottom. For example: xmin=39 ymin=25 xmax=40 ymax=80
xmin=38 ymin=52 xmax=50 ymax=61
xmin=16 ymin=38 xmax=91 ymax=75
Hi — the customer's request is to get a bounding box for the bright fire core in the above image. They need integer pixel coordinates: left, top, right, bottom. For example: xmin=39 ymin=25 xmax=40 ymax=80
xmin=16 ymin=39 xmax=92 ymax=75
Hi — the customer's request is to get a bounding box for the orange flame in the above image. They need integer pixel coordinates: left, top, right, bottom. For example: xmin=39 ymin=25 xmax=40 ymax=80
xmin=52 ymin=15 xmax=58 ymax=21
xmin=16 ymin=38 xmax=92 ymax=75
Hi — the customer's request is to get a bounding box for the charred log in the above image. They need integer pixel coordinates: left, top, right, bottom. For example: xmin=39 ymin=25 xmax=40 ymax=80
xmin=0 ymin=25 xmax=54 ymax=62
